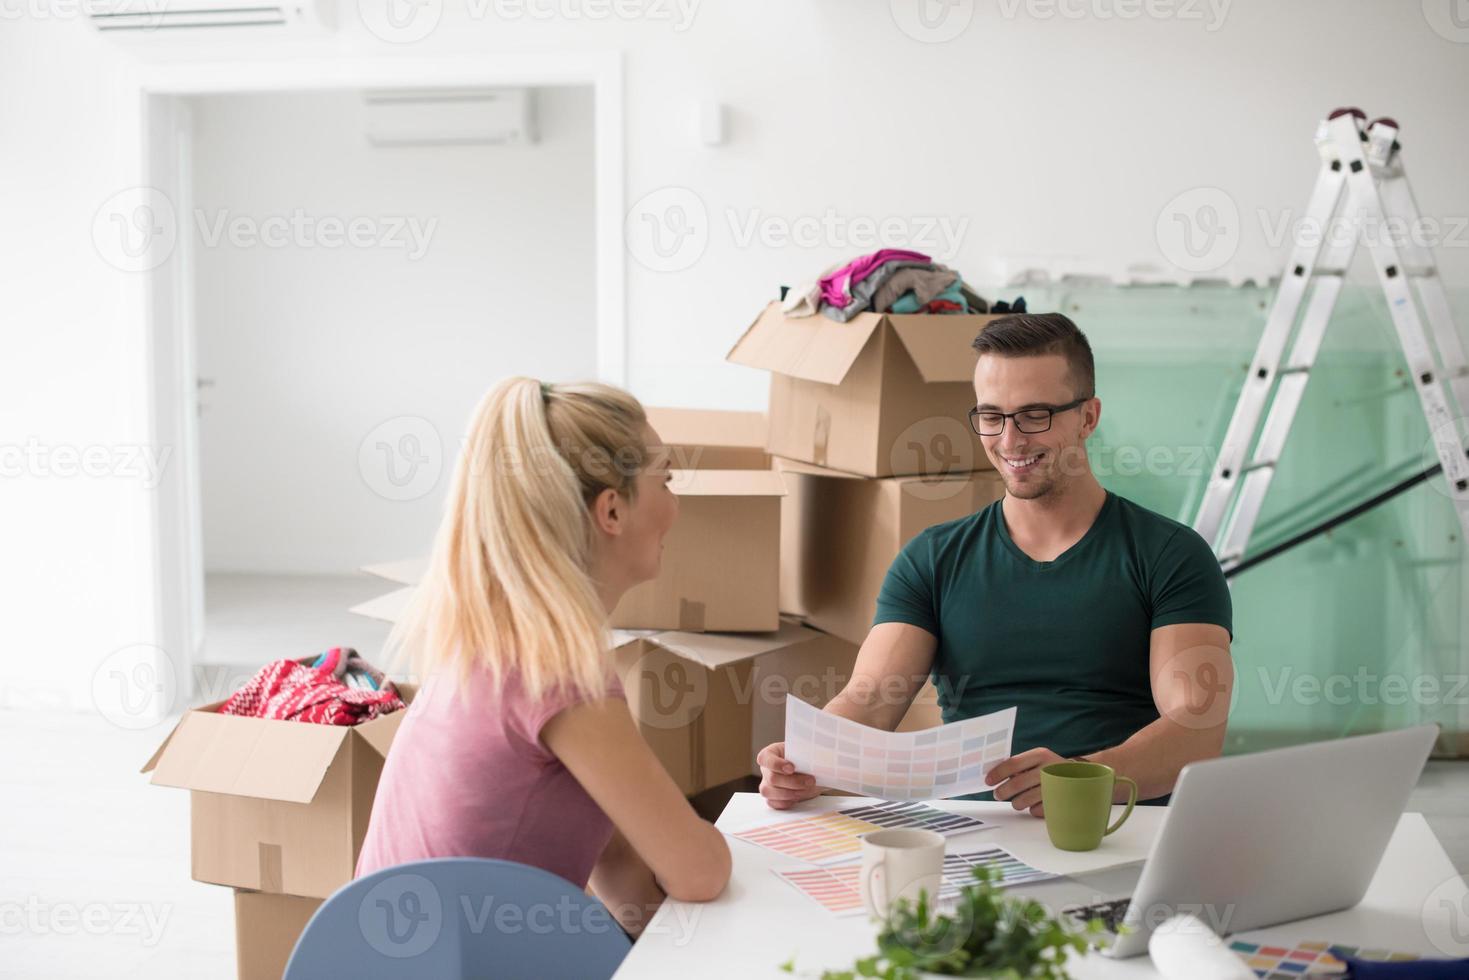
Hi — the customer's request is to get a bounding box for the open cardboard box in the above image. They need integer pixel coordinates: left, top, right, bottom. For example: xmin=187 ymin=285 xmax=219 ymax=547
xmin=775 ymin=455 xmax=1005 ymax=647
xmin=141 ymin=660 xmax=416 ymax=900
xmin=727 ymin=302 xmax=1002 ymax=478
xmin=612 ymin=617 xmax=863 ymax=794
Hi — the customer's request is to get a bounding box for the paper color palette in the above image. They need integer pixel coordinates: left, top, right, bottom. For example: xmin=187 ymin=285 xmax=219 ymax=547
xmin=1228 ymin=939 xmax=1421 ymax=977
xmin=733 ymin=800 xmax=989 ymax=865
xmin=783 ymin=695 xmax=1016 ymax=801
xmin=774 ymin=845 xmax=1057 ymax=917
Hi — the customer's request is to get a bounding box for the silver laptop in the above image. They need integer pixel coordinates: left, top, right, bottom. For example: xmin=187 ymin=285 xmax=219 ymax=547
xmin=1009 ymin=724 xmax=1439 ymax=958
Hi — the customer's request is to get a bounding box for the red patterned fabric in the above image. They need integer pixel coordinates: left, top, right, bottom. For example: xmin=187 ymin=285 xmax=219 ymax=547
xmin=220 ymin=658 xmax=405 ymax=726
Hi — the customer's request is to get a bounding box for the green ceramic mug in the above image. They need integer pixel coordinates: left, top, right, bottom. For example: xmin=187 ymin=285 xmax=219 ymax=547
xmin=1039 ymin=761 xmax=1138 ymax=852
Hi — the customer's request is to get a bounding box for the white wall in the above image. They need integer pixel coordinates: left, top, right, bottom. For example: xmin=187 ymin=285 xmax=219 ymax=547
xmin=4 ymin=2 xmax=1468 ymax=709
xmin=190 ymin=87 xmax=596 ymax=573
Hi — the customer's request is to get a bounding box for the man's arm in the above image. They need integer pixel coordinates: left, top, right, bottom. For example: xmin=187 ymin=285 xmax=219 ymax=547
xmin=822 ymin=622 xmax=938 ymax=730
xmin=756 ymin=622 xmax=937 ymax=808
xmin=988 ymin=622 xmax=1234 ymax=815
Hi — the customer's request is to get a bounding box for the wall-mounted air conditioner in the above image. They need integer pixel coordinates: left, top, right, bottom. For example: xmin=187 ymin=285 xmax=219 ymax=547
xmin=363 ymin=89 xmax=539 ymax=148
xmin=83 ymin=0 xmax=334 ymax=32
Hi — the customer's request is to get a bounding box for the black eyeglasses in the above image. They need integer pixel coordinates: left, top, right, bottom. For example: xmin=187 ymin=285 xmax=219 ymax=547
xmin=968 ymin=397 xmax=1088 ymax=437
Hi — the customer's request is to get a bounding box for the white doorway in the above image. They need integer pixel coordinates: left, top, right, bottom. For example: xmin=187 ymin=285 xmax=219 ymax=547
xmin=139 ymin=57 xmax=625 ymax=703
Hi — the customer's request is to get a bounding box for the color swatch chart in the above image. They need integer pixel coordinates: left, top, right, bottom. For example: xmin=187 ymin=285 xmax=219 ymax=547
xmin=784 ymin=695 xmax=1017 ymax=801
xmin=1228 ymin=939 xmax=1421 ymax=977
xmin=774 ymin=845 xmax=1058 ymax=917
xmin=732 ymin=800 xmax=990 ymax=865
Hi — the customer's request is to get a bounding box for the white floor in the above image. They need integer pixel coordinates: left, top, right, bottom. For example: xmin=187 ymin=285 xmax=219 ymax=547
xmin=5 ymin=700 xmax=1467 ymax=979
xmin=202 ymin=572 xmax=392 ymax=666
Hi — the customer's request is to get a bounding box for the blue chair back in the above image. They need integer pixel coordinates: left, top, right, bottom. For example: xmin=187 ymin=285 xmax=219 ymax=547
xmin=284 ymin=858 xmax=632 ymax=979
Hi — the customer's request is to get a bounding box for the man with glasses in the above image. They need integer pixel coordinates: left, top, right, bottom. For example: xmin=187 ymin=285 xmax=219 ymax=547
xmin=758 ymin=313 xmax=1234 ymax=816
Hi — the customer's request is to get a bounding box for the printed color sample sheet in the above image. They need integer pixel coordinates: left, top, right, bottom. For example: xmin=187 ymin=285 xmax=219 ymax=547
xmin=774 ymin=845 xmax=1058 ymax=916
xmin=1228 ymin=940 xmax=1421 ymax=977
xmin=732 ymin=800 xmax=989 ymax=865
xmin=784 ymin=696 xmax=1017 ymax=801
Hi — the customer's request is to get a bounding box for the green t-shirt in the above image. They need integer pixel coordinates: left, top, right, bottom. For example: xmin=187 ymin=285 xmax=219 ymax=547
xmin=874 ymin=491 xmax=1232 ymax=800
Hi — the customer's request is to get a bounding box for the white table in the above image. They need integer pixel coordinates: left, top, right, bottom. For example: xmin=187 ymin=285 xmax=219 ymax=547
xmin=615 ymin=793 xmax=1469 ymax=978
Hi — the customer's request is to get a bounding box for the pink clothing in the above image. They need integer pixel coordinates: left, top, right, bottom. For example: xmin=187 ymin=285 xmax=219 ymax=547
xmin=356 ymin=668 xmax=624 ymax=889
xmin=818 ymin=248 xmax=931 ymax=307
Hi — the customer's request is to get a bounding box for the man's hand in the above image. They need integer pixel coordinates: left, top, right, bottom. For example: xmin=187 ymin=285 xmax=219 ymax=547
xmin=985 ymin=747 xmax=1066 ymax=818
xmin=756 ymin=741 xmax=821 ymax=810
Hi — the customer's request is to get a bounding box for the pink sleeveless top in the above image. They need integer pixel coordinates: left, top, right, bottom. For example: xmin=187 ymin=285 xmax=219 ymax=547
xmin=356 ymin=667 xmax=624 ymax=889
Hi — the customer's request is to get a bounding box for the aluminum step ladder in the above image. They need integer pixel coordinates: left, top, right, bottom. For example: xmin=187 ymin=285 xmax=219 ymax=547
xmin=1194 ymin=107 xmax=1469 ymax=574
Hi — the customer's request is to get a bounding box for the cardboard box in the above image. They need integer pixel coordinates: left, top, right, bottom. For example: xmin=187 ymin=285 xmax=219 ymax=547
xmin=775 ymin=456 xmax=1006 ymax=647
xmin=645 ymin=406 xmax=769 ymax=470
xmin=610 ymin=469 xmax=784 ymax=632
xmin=234 ymin=890 xmax=321 ymax=980
xmin=614 ymin=618 xmax=859 ymax=794
xmin=727 ymin=303 xmax=1003 ymax=478
xmin=142 ymin=670 xmax=416 ymax=900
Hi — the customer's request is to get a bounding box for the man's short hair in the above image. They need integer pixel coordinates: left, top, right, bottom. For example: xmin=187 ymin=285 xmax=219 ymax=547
xmin=970 ymin=312 xmax=1095 ymax=399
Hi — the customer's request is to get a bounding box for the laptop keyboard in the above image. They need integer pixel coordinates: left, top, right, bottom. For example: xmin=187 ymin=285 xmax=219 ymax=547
xmin=1065 ymin=897 xmax=1131 ymax=934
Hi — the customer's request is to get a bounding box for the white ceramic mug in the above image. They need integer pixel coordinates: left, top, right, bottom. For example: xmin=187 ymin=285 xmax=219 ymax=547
xmin=859 ymin=828 xmax=945 ymax=920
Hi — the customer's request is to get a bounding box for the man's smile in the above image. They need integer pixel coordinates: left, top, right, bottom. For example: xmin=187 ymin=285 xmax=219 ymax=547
xmin=1000 ymin=450 xmax=1046 ymax=473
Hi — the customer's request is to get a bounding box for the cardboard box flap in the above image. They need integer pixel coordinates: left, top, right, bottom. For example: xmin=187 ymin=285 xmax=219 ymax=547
xmin=726 ymin=303 xmax=884 ymax=386
xmin=612 ymin=628 xmax=661 ymax=648
xmin=146 ymin=709 xmax=352 ymax=804
xmin=650 ymin=618 xmax=821 ymax=670
xmin=360 ymin=557 xmax=428 ymax=587
xmin=886 ymin=314 xmax=990 ymax=383
xmin=353 ymin=706 xmax=409 ymax=760
xmin=668 ymin=468 xmax=787 ymax=497
xmin=350 ymin=586 xmax=415 ymax=625
xmin=645 ymin=407 xmax=767 ymax=451
xmin=772 ymin=455 xmax=865 ymax=481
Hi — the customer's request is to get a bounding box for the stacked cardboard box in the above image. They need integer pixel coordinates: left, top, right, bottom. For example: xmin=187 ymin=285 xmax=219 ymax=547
xmin=142 ymin=661 xmax=417 ymax=979
xmin=728 ymin=302 xmax=1012 ymax=726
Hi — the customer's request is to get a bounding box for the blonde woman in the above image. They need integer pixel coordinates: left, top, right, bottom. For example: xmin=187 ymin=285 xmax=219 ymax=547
xmin=356 ymin=377 xmax=731 ymax=935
